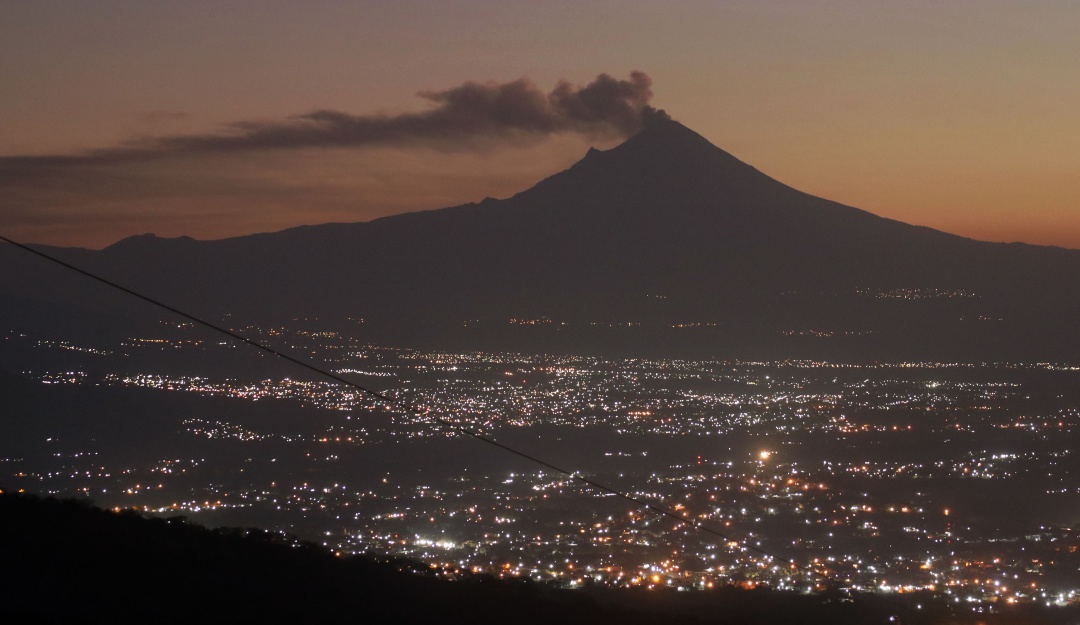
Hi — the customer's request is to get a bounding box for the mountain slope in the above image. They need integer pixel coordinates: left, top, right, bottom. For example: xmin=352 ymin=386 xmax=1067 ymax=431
xmin=2 ymin=118 xmax=1079 ymax=359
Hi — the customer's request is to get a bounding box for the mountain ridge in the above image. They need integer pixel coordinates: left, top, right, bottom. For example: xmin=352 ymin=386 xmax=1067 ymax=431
xmin=3 ymin=118 xmax=1079 ymax=360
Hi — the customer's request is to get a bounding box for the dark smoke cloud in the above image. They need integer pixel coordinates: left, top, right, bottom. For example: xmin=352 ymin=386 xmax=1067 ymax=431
xmin=148 ymin=71 xmax=662 ymax=155
xmin=5 ymin=72 xmax=663 ymax=170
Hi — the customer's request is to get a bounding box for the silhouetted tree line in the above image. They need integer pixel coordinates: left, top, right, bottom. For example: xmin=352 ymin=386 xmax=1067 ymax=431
xmin=1 ymin=490 xmax=1077 ymax=624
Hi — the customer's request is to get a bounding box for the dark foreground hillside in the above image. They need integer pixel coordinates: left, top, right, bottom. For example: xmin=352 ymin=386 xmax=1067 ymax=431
xmin=1 ymin=491 xmax=1077 ymax=624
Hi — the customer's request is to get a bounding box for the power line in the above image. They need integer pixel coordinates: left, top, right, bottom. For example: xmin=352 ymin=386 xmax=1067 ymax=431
xmin=0 ymin=233 xmax=835 ymax=583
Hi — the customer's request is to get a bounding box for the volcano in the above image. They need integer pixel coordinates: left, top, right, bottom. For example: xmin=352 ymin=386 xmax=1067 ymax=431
xmin=3 ymin=118 xmax=1079 ymax=360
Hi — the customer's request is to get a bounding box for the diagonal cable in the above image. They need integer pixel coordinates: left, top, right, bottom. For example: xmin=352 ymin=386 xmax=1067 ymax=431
xmin=1 ymin=233 xmax=835 ymax=582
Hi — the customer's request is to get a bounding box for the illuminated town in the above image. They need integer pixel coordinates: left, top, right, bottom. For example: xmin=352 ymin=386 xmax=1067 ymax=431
xmin=3 ymin=322 xmax=1079 ymax=615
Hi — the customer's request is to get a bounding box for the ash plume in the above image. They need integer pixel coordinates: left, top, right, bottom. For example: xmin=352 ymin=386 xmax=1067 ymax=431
xmin=148 ymin=71 xmax=663 ymax=155
xmin=3 ymin=72 xmax=664 ymax=171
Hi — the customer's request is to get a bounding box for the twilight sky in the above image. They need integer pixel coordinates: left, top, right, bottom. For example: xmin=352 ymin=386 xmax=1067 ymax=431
xmin=2 ymin=1 xmax=1078 ymax=249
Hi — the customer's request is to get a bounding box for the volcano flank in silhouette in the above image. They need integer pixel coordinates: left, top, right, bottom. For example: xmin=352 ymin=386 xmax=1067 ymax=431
xmin=2 ymin=118 xmax=1079 ymax=359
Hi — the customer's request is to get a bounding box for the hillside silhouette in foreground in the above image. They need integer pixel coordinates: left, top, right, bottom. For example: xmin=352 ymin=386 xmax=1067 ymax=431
xmin=3 ymin=491 xmax=1078 ymax=624
xmin=2 ymin=118 xmax=1079 ymax=360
